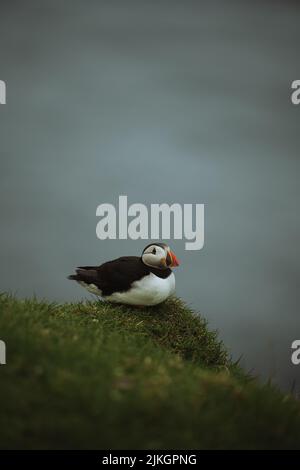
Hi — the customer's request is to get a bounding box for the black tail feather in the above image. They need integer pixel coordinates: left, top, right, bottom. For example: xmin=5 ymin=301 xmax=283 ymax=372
xmin=67 ymin=267 xmax=98 ymax=283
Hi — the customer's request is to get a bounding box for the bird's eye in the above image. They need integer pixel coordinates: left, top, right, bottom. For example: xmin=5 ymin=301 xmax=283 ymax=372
xmin=152 ymin=248 xmax=156 ymax=255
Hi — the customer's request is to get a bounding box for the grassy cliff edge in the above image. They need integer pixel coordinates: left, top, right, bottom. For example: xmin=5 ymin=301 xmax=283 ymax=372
xmin=0 ymin=293 xmax=300 ymax=449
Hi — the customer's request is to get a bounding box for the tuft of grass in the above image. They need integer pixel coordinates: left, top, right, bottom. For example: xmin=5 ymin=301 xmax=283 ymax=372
xmin=0 ymin=293 xmax=300 ymax=449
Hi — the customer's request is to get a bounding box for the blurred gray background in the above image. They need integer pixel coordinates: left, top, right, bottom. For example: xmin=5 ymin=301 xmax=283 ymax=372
xmin=0 ymin=0 xmax=299 ymax=391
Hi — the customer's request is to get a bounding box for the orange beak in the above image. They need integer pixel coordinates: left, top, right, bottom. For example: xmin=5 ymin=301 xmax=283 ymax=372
xmin=168 ymin=250 xmax=180 ymax=268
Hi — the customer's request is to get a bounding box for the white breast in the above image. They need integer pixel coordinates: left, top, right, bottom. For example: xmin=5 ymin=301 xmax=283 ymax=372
xmin=105 ymin=272 xmax=176 ymax=306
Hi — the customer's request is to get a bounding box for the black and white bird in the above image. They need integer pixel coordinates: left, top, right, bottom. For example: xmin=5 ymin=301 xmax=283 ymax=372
xmin=68 ymin=243 xmax=180 ymax=306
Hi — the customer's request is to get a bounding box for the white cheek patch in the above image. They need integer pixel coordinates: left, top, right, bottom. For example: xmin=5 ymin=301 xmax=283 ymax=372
xmin=143 ymin=247 xmax=167 ymax=268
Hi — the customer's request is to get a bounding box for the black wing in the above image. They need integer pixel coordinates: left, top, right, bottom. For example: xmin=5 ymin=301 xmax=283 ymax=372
xmin=68 ymin=256 xmax=150 ymax=296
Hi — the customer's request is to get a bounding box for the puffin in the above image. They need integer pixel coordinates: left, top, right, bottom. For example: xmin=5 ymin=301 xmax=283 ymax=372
xmin=67 ymin=243 xmax=179 ymax=306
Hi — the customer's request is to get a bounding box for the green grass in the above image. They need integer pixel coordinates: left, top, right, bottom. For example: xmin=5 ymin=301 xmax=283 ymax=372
xmin=0 ymin=293 xmax=300 ymax=449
